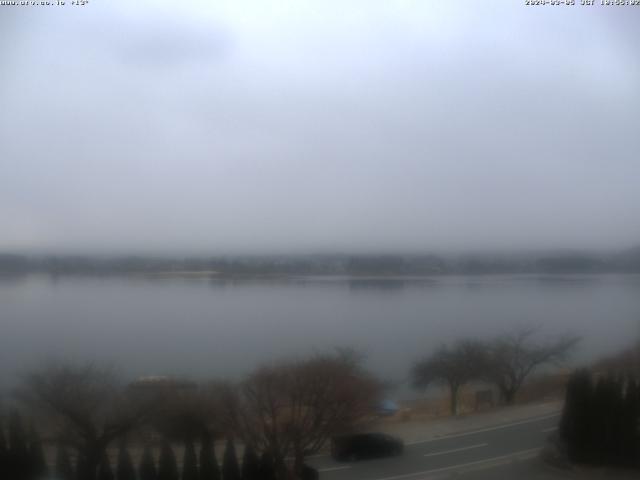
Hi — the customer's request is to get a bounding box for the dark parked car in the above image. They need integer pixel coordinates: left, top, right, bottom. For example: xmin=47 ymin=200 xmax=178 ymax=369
xmin=331 ymin=433 xmax=404 ymax=461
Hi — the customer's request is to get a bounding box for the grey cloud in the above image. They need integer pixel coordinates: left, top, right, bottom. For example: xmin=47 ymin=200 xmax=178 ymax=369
xmin=0 ymin=1 xmax=639 ymax=254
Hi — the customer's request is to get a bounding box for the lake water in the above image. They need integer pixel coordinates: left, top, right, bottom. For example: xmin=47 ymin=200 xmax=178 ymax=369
xmin=1 ymin=274 xmax=639 ymax=394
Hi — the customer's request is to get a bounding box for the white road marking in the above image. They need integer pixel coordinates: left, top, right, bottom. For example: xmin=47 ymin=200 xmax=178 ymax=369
xmin=424 ymin=443 xmax=488 ymax=457
xmin=318 ymin=465 xmax=352 ymax=473
xmin=372 ymin=447 xmax=542 ymax=480
xmin=405 ymin=413 xmax=560 ymax=445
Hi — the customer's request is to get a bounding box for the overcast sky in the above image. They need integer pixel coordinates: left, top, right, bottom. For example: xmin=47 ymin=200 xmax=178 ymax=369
xmin=1 ymin=0 xmax=639 ymax=254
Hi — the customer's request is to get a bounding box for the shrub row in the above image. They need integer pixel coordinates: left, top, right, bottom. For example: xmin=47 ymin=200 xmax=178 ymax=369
xmin=560 ymin=370 xmax=640 ymax=467
xmin=0 ymin=411 xmax=296 ymax=480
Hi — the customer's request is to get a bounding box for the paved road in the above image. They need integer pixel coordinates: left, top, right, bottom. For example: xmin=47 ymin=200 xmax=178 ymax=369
xmin=308 ymin=412 xmax=560 ymax=480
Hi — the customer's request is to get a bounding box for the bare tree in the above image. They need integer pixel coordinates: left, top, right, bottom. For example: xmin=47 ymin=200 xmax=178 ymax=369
xmin=412 ymin=340 xmax=486 ymax=415
xmin=19 ymin=363 xmax=156 ymax=480
xmin=483 ymin=327 xmax=579 ymax=404
xmin=225 ymin=351 xmax=381 ymax=479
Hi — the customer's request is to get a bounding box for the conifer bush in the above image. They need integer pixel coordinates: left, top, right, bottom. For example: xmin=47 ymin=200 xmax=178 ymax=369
xmin=182 ymin=440 xmax=198 ymax=480
xmin=0 ymin=421 xmax=8 ymax=480
xmin=257 ymin=452 xmax=276 ymax=480
xmin=116 ymin=444 xmax=137 ymax=480
xmin=55 ymin=445 xmax=75 ymax=480
xmin=98 ymin=451 xmax=115 ymax=480
xmin=560 ymin=370 xmax=640 ymax=468
xmin=8 ymin=411 xmax=30 ymax=480
xmin=198 ymin=433 xmax=220 ymax=480
xmin=157 ymin=441 xmax=179 ymax=480
xmin=27 ymin=426 xmax=48 ymax=480
xmin=221 ymin=439 xmax=240 ymax=480
xmin=240 ymin=444 xmax=260 ymax=480
xmin=139 ymin=446 xmax=157 ymax=480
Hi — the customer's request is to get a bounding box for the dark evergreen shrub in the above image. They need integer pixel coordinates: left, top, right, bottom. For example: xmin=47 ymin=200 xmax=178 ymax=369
xmin=221 ymin=439 xmax=240 ymax=480
xmin=609 ymin=376 xmax=626 ymax=465
xmin=55 ymin=445 xmax=75 ymax=480
xmin=8 ymin=410 xmax=30 ymax=480
xmin=28 ymin=425 xmax=48 ymax=480
xmin=590 ymin=376 xmax=611 ymax=463
xmin=560 ymin=369 xmax=593 ymax=463
xmin=98 ymin=451 xmax=115 ymax=480
xmin=139 ymin=446 xmax=157 ymax=480
xmin=257 ymin=452 xmax=276 ymax=480
xmin=239 ymin=444 xmax=260 ymax=480
xmin=157 ymin=441 xmax=179 ymax=480
xmin=591 ymin=375 xmax=625 ymax=464
xmin=198 ymin=433 xmax=220 ymax=480
xmin=561 ymin=370 xmax=640 ymax=469
xmin=0 ymin=420 xmax=8 ymax=480
xmin=116 ymin=445 xmax=137 ymax=480
xmin=623 ymin=378 xmax=640 ymax=466
xmin=182 ymin=441 xmax=198 ymax=480
xmin=76 ymin=452 xmax=91 ymax=480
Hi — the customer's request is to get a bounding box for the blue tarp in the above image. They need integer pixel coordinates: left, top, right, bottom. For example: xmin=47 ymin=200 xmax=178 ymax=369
xmin=377 ymin=399 xmax=399 ymax=415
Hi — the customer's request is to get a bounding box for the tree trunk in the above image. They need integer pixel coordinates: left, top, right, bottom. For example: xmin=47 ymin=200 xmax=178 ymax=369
xmin=450 ymin=384 xmax=460 ymax=416
xmin=501 ymin=387 xmax=517 ymax=405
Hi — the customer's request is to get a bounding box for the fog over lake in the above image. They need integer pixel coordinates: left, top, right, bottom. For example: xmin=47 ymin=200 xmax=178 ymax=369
xmin=2 ymin=274 xmax=638 ymax=394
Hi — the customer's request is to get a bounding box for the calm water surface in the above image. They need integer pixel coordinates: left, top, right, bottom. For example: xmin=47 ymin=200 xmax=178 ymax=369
xmin=2 ymin=274 xmax=639 ymax=393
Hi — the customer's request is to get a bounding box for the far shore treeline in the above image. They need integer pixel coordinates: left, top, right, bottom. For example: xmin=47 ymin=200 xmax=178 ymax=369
xmin=1 ymin=247 xmax=640 ymax=276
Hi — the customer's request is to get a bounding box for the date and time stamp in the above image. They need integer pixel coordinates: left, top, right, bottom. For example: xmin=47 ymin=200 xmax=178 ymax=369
xmin=526 ymin=0 xmax=640 ymax=5
xmin=0 ymin=1 xmax=89 ymax=6
xmin=2 ymin=0 xmax=639 ymax=6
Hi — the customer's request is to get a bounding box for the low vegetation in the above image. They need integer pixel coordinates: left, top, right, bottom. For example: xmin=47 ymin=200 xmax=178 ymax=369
xmin=0 ymin=331 xmax=594 ymax=478
xmin=1 ymin=350 xmax=379 ymax=480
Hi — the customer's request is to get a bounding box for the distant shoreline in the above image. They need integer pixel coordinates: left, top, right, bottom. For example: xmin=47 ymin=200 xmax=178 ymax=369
xmin=2 ymin=271 xmax=640 ymax=284
xmin=1 ymin=250 xmax=639 ymax=277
